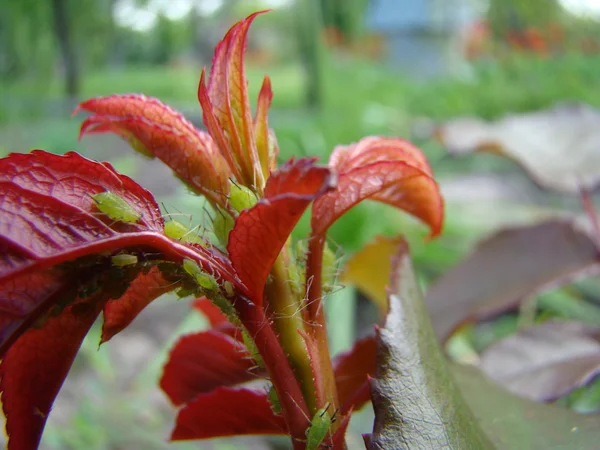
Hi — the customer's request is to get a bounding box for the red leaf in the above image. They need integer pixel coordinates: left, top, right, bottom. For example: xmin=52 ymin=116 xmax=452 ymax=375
xmin=0 ymin=295 xmax=106 ymax=450
xmin=0 ymin=151 xmax=239 ymax=355
xmin=160 ymin=329 xmax=257 ymax=406
xmin=170 ymin=387 xmax=286 ymax=440
xmin=101 ymin=267 xmax=176 ymax=343
xmin=312 ymin=137 xmax=444 ymax=237
xmin=334 ymin=336 xmax=377 ymax=414
xmin=227 ymin=158 xmax=335 ymax=303
xmin=200 ymin=11 xmax=268 ymax=188
xmin=76 ymin=95 xmax=232 ymax=205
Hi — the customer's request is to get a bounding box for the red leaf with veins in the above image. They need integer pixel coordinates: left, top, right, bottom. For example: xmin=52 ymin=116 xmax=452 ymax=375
xmin=76 ymin=95 xmax=231 ymax=204
xmin=201 ymin=11 xmax=267 ymax=187
xmin=329 ymin=136 xmax=433 ymax=175
xmin=160 ymin=329 xmax=258 ymax=406
xmin=312 ymin=137 xmax=444 ymax=237
xmin=228 ymin=158 xmax=335 ymax=303
xmin=101 ymin=267 xmax=177 ymax=343
xmin=171 ymin=387 xmax=286 ymax=440
xmin=0 ymin=151 xmax=239 ymax=355
xmin=0 ymin=295 xmax=106 ymax=450
xmin=334 ymin=336 xmax=377 ymax=414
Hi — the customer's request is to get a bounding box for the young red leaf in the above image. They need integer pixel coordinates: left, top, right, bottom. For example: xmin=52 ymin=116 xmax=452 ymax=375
xmin=160 ymin=329 xmax=257 ymax=406
xmin=170 ymin=387 xmax=286 ymax=440
xmin=312 ymin=137 xmax=444 ymax=237
xmin=101 ymin=267 xmax=177 ymax=343
xmin=333 ymin=336 xmax=377 ymax=414
xmin=200 ymin=11 xmax=268 ymax=188
xmin=76 ymin=95 xmax=232 ymax=205
xmin=0 ymin=151 xmax=239 ymax=355
xmin=0 ymin=295 xmax=106 ymax=450
xmin=228 ymin=158 xmax=335 ymax=303
xmin=254 ymin=75 xmax=273 ymax=177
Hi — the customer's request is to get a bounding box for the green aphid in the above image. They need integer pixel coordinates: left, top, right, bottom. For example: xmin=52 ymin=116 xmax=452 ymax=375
xmin=164 ymin=220 xmax=206 ymax=246
xmin=223 ymin=281 xmax=234 ymax=297
xmin=182 ymin=259 xmax=218 ymax=290
xmin=241 ymin=328 xmax=264 ymax=369
xmin=322 ymin=244 xmax=338 ymax=294
xmin=267 ymin=385 xmax=281 ymax=415
xmin=228 ymin=182 xmax=257 ymax=212
xmin=213 ymin=209 xmax=235 ymax=247
xmin=306 ymin=405 xmax=333 ymax=450
xmin=93 ymin=191 xmax=141 ymax=224
xmin=111 ymin=254 xmax=138 ymax=267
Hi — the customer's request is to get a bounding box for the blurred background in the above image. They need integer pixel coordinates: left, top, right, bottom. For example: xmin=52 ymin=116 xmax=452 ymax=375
xmin=2 ymin=0 xmax=600 ymax=448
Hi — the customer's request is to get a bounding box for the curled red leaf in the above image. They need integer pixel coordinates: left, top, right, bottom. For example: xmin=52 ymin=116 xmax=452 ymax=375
xmin=312 ymin=137 xmax=444 ymax=237
xmin=228 ymin=158 xmax=335 ymax=303
xmin=170 ymin=387 xmax=286 ymax=440
xmin=76 ymin=94 xmax=232 ymax=205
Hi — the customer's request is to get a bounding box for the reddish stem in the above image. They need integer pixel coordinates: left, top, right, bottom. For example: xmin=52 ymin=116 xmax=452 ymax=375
xmin=305 ymin=235 xmax=340 ymax=416
xmin=234 ymin=298 xmax=310 ymax=443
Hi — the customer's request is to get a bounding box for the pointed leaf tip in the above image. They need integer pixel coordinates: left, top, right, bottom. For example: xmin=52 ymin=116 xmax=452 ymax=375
xmin=203 ymin=11 xmax=270 ymax=189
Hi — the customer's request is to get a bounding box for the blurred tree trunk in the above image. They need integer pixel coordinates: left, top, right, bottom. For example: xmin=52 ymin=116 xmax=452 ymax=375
xmin=320 ymin=0 xmax=368 ymax=43
xmin=50 ymin=0 xmax=79 ymax=100
xmin=296 ymin=0 xmax=325 ymax=110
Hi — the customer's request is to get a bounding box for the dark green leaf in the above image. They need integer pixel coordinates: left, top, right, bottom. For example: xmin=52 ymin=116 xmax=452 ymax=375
xmin=366 ymin=241 xmax=494 ymax=449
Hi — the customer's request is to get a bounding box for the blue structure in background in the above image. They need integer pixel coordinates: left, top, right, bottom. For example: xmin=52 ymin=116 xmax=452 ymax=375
xmin=366 ymin=0 xmax=477 ymax=78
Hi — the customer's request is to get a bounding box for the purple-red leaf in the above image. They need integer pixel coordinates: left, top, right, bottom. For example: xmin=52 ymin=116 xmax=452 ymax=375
xmin=0 ymin=295 xmax=106 ymax=450
xmin=479 ymin=320 xmax=600 ymax=402
xmin=228 ymin=158 xmax=335 ymax=303
xmin=0 ymin=150 xmax=244 ymax=448
xmin=0 ymin=151 xmax=238 ymax=354
xmin=426 ymin=220 xmax=600 ymax=341
xmin=76 ymin=95 xmax=232 ymax=205
xmin=160 ymin=329 xmax=257 ymax=406
xmin=170 ymin=387 xmax=286 ymax=440
xmin=0 ymin=151 xmax=161 ymax=353
xmin=312 ymin=137 xmax=444 ymax=237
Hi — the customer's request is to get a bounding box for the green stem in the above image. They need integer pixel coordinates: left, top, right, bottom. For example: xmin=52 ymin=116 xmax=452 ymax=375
xmin=267 ymin=252 xmax=318 ymax=414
